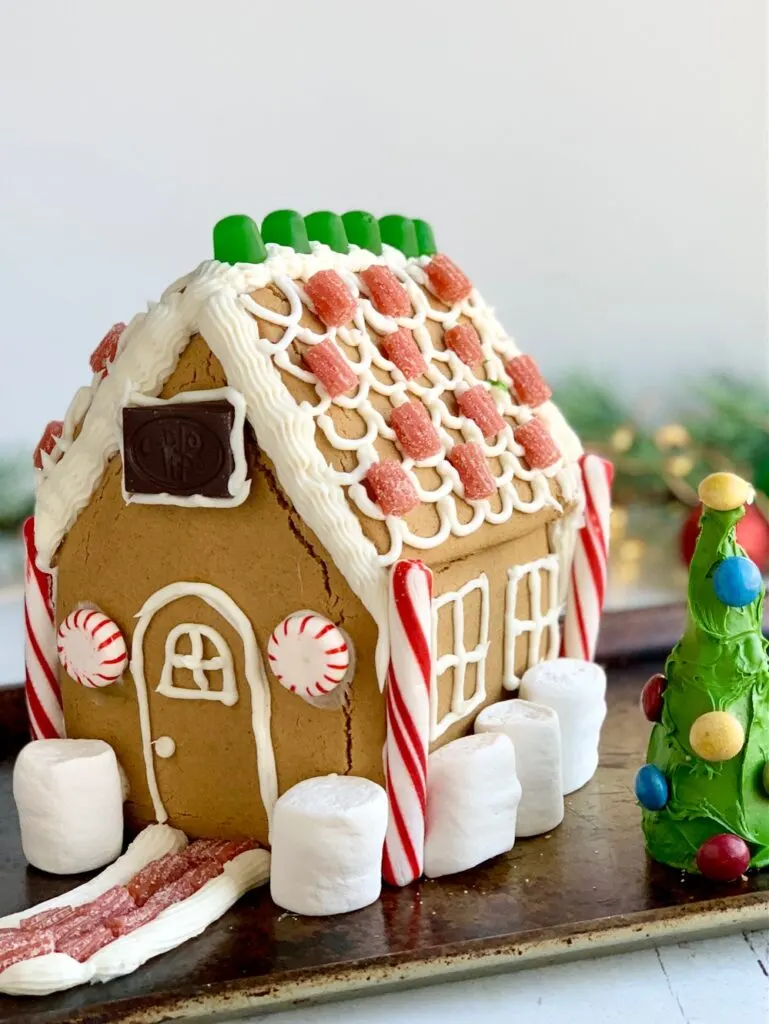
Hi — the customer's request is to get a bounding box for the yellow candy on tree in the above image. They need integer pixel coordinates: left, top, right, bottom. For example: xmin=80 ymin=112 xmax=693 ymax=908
xmin=689 ymin=711 xmax=745 ymax=762
xmin=697 ymin=472 xmax=754 ymax=512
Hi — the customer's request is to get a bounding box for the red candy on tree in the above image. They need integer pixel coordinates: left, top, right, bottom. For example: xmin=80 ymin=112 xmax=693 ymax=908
xmin=640 ymin=673 xmax=667 ymax=723
xmin=514 ymin=418 xmax=560 ymax=469
xmin=304 ymin=270 xmax=357 ymax=327
xmin=360 ymin=266 xmax=411 ymax=317
xmin=695 ymin=833 xmax=751 ymax=882
xmin=424 ymin=254 xmax=473 ymax=305
xmin=33 ymin=420 xmax=64 ymax=469
xmin=679 ymin=503 xmax=769 ymax=573
xmin=457 ymin=385 xmax=506 ymax=439
xmin=89 ymin=322 xmax=126 ymax=376
xmin=390 ymin=401 xmax=441 ymax=461
xmin=444 ymin=323 xmax=483 ymax=367
xmin=449 ymin=443 xmax=496 ymax=500
xmin=304 ymin=339 xmax=358 ymax=398
xmin=506 ymin=354 xmax=552 ymax=408
xmin=365 ymin=461 xmax=420 ymax=516
xmin=381 ymin=328 xmax=427 ymax=380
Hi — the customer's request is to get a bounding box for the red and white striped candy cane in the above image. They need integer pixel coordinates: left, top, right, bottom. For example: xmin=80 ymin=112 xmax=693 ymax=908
xmin=22 ymin=517 xmax=65 ymax=739
xmin=383 ymin=559 xmax=433 ymax=887
xmin=561 ymin=454 xmax=615 ymax=661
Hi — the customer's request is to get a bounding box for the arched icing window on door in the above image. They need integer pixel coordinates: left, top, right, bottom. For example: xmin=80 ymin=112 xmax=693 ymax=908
xmin=156 ymin=623 xmax=238 ymax=706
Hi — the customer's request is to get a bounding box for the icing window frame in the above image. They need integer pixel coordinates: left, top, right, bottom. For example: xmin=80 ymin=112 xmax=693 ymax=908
xmin=430 ymin=573 xmax=490 ymax=741
xmin=156 ymin=622 xmax=238 ymax=707
xmin=121 ymin=387 xmax=251 ymax=508
xmin=503 ymin=554 xmax=560 ymax=691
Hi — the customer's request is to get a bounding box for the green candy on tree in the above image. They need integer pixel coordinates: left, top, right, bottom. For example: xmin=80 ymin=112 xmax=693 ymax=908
xmin=213 ymin=215 xmax=267 ymax=265
xmin=379 ymin=215 xmax=418 ymax=258
xmin=304 ymin=212 xmax=349 ymax=253
xmin=261 ymin=210 xmax=311 ymax=253
xmin=342 ymin=211 xmax=382 ymax=254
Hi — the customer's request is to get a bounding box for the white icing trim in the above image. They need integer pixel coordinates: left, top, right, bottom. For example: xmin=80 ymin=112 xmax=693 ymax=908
xmin=0 ymin=824 xmax=187 ymax=928
xmin=120 ymin=386 xmax=251 ymax=508
xmin=157 ymin=622 xmax=238 ymax=705
xmin=430 ymin=574 xmax=490 ymax=741
xmin=130 ymin=582 xmax=278 ymax=829
xmin=503 ymin=555 xmax=560 ymax=691
xmin=0 ymin=848 xmax=270 ymax=997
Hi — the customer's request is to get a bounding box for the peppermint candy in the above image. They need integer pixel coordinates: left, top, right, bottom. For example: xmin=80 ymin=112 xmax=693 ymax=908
xmin=267 ymin=612 xmax=352 ymax=701
xmin=57 ymin=607 xmax=127 ymax=688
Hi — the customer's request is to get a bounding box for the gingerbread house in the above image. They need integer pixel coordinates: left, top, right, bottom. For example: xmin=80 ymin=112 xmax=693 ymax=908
xmin=29 ymin=210 xmax=584 ymax=848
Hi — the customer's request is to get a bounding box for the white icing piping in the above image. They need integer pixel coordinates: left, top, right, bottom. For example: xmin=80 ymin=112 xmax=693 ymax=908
xmin=430 ymin=573 xmax=490 ymax=741
xmin=0 ymin=847 xmax=270 ymax=997
xmin=503 ymin=555 xmax=561 ymax=691
xmin=120 ymin=386 xmax=251 ymax=508
xmin=157 ymin=623 xmax=238 ymax=705
xmin=130 ymin=582 xmax=278 ymax=829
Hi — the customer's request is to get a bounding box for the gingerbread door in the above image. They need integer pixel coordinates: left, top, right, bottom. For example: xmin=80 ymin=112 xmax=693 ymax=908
xmin=129 ymin=581 xmax=278 ymax=838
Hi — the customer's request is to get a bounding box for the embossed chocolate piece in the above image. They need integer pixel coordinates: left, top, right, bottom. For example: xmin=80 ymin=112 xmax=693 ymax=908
xmin=123 ymin=401 xmax=237 ymax=498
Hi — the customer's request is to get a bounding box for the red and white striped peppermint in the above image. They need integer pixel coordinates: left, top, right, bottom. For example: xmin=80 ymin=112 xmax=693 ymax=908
xmin=57 ymin=607 xmax=127 ymax=688
xmin=267 ymin=612 xmax=351 ymax=699
xmin=382 ymin=559 xmax=433 ymax=887
xmin=23 ymin=517 xmax=65 ymax=739
xmin=561 ymin=454 xmax=614 ymax=661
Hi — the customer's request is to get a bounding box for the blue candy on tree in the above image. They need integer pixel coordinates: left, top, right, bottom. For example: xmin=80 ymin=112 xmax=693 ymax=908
xmin=634 ymin=764 xmax=669 ymax=810
xmin=712 ymin=556 xmax=762 ymax=608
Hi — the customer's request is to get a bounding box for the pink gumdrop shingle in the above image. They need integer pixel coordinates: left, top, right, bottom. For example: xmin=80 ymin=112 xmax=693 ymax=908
xmin=424 ymin=253 xmax=473 ymax=305
xmin=390 ymin=401 xmax=441 ymax=461
xmin=514 ymin=418 xmax=560 ymax=468
xmin=304 ymin=270 xmax=357 ymax=327
xmin=360 ymin=266 xmax=411 ymax=317
xmin=33 ymin=420 xmax=64 ymax=469
xmin=365 ymin=460 xmax=419 ymax=516
xmin=444 ymin=323 xmax=483 ymax=367
xmin=506 ymin=354 xmax=552 ymax=408
xmin=89 ymin=322 xmax=126 ymax=376
xmin=457 ymin=386 xmax=507 ymax=438
xmin=381 ymin=328 xmax=427 ymax=380
xmin=304 ymin=339 xmax=358 ymax=398
xmin=448 ymin=443 xmax=496 ymax=500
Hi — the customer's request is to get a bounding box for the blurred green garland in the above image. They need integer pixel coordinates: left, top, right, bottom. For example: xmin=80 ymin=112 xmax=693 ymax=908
xmin=553 ymin=374 xmax=769 ymax=509
xmin=0 ymin=454 xmax=34 ymax=533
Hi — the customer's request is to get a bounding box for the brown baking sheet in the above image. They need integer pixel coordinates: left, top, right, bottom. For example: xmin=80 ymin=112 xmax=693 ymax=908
xmin=0 ymin=652 xmax=766 ymax=1024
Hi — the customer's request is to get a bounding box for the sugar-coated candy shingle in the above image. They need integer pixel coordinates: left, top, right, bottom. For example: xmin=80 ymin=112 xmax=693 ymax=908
xmin=208 ymin=838 xmax=258 ymax=866
xmin=449 ymin=443 xmax=497 ymax=500
xmin=127 ymin=851 xmax=189 ymax=907
xmin=359 ymin=266 xmax=411 ymax=317
xmin=20 ymin=906 xmax=74 ymax=930
xmin=424 ymin=254 xmax=473 ymax=305
xmin=390 ymin=402 xmax=441 ymax=461
xmin=444 ymin=323 xmax=483 ymax=367
xmin=89 ymin=322 xmax=126 ymax=376
xmin=304 ymin=270 xmax=357 ymax=327
xmin=184 ymin=839 xmax=230 ymax=865
xmin=58 ymin=924 xmax=112 ymax=963
xmin=33 ymin=420 xmax=64 ymax=469
xmin=88 ymin=885 xmax=135 ymax=918
xmin=0 ymin=931 xmax=54 ymax=972
xmin=304 ymin=339 xmax=358 ymax=399
xmin=506 ymin=354 xmax=552 ymax=408
xmin=179 ymin=858 xmax=223 ymax=895
xmin=381 ymin=328 xmax=427 ymax=380
xmin=457 ymin=386 xmax=507 ymax=439
xmin=514 ymin=418 xmax=560 ymax=468
xmin=365 ymin=461 xmax=420 ymax=516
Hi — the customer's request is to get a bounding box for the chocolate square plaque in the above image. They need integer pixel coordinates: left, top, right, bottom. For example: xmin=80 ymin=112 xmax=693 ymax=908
xmin=123 ymin=400 xmax=238 ymax=499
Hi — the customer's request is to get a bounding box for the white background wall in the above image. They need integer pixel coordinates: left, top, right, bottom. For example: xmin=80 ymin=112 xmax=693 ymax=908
xmin=0 ymin=0 xmax=766 ymax=446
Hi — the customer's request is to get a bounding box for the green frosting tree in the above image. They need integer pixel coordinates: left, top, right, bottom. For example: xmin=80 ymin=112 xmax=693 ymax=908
xmin=638 ymin=472 xmax=769 ymax=879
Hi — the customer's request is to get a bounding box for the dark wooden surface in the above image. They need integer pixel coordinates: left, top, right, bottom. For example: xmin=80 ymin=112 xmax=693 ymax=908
xmin=0 ymin=654 xmax=767 ymax=1023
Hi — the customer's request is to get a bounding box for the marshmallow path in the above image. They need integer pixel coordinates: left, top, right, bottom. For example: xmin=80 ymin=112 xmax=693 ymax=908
xmin=0 ymin=825 xmax=270 ymax=997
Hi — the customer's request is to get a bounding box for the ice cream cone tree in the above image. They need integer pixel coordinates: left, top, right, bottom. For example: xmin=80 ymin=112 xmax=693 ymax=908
xmin=637 ymin=472 xmax=769 ymax=880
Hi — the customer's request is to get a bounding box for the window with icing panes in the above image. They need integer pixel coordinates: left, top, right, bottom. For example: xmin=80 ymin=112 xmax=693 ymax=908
xmin=430 ymin=573 xmax=490 ymax=742
xmin=503 ymin=554 xmax=560 ymax=690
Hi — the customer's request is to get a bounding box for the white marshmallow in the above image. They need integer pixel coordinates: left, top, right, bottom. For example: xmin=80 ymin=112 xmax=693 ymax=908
xmin=475 ymin=699 xmax=564 ymax=836
xmin=520 ymin=658 xmax=607 ymax=794
xmin=270 ymin=775 xmax=387 ymax=916
xmin=424 ymin=733 xmax=521 ymax=878
xmin=13 ymin=739 xmax=124 ymax=875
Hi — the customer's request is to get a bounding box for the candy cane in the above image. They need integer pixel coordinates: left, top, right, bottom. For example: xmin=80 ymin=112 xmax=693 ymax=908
xmin=22 ymin=517 xmax=64 ymax=739
xmin=561 ymin=454 xmax=615 ymax=661
xmin=383 ymin=559 xmax=433 ymax=887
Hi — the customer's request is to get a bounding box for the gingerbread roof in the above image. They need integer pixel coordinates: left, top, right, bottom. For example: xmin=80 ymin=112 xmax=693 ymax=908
xmin=34 ymin=211 xmax=583 ymax=673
